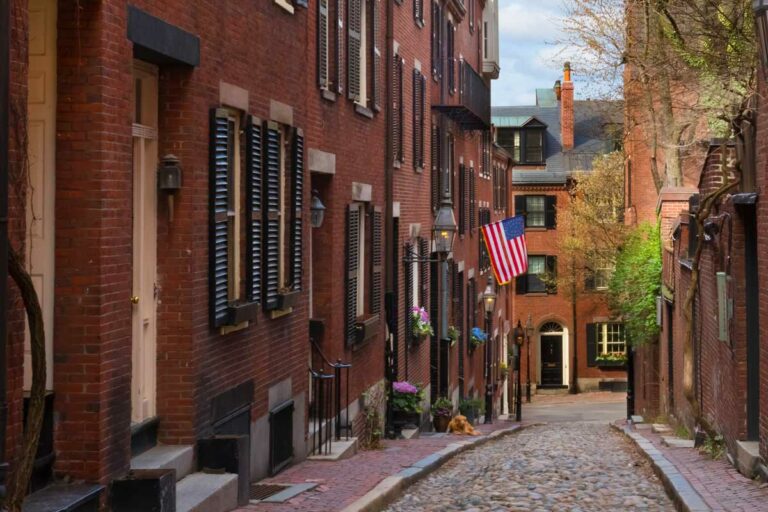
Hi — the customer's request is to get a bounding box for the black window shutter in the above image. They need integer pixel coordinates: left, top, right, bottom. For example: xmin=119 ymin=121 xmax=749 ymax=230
xmin=245 ymin=116 xmax=263 ymax=305
xmin=447 ymin=21 xmax=455 ymax=94
xmin=336 ymin=0 xmax=344 ymax=94
xmin=458 ymin=164 xmax=466 ymax=235
xmin=585 ymin=272 xmax=596 ymax=291
xmin=263 ymin=121 xmax=281 ymax=311
xmin=546 ymin=256 xmax=557 ymax=294
xmin=412 ymin=69 xmax=422 ymax=169
xmin=348 ymin=0 xmax=362 ymax=100
xmin=514 ymin=195 xmax=526 ymax=218
xmin=371 ymin=206 xmax=383 ymax=314
xmin=469 ymin=278 xmax=476 ymax=329
xmin=419 ymin=74 xmax=426 ymax=167
xmin=419 ymin=238 xmax=429 ymax=310
xmin=291 ymin=129 xmax=304 ymax=291
xmin=546 ymin=195 xmax=557 ymax=228
xmin=404 ymin=243 xmax=414 ymax=342
xmin=318 ymin=0 xmax=330 ymax=89
xmin=586 ymin=323 xmax=598 ymax=367
xmin=515 ymin=273 xmax=527 ymax=295
xmin=431 ymin=124 xmax=440 ymax=211
xmin=394 ymin=56 xmax=404 ymax=162
xmin=346 ymin=204 xmax=361 ymax=345
xmin=469 ymin=167 xmax=476 ymax=231
xmin=371 ymin=0 xmax=382 ymax=111
xmin=414 ymin=0 xmax=423 ymax=25
xmin=209 ymin=108 xmax=231 ymax=328
xmin=431 ymin=2 xmax=439 ymax=78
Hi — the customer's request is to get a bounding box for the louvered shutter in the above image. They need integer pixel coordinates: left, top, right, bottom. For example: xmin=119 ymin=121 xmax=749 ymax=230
xmin=291 ymin=129 xmax=304 ymax=290
xmin=209 ymin=109 xmax=231 ymax=328
xmin=263 ymin=121 xmax=281 ymax=311
xmin=419 ymin=238 xmax=429 ymax=311
xmin=458 ymin=164 xmax=466 ymax=235
xmin=371 ymin=0 xmax=382 ymax=111
xmin=346 ymin=204 xmax=361 ymax=345
xmin=419 ymin=74 xmax=426 ymax=167
xmin=246 ymin=116 xmax=263 ymax=305
xmin=431 ymin=2 xmax=439 ymax=78
xmin=447 ymin=21 xmax=455 ymax=94
xmin=546 ymin=195 xmax=557 ymax=228
xmin=404 ymin=243 xmax=414 ymax=343
xmin=412 ymin=70 xmax=421 ymax=169
xmin=336 ymin=0 xmax=344 ymax=94
xmin=586 ymin=323 xmax=598 ymax=367
xmin=469 ymin=167 xmax=476 ymax=231
xmin=546 ymin=256 xmax=557 ymax=294
xmin=431 ymin=124 xmax=440 ymax=211
xmin=392 ymin=55 xmax=403 ymax=163
xmin=371 ymin=206 xmax=383 ymax=314
xmin=414 ymin=0 xmax=423 ymax=26
xmin=468 ymin=278 xmax=476 ymax=330
xmin=515 ymin=273 xmax=527 ymax=295
xmin=318 ymin=0 xmax=330 ymax=89
xmin=457 ymin=270 xmax=465 ymax=393
xmin=515 ymin=195 xmax=525 ymax=219
xmin=348 ymin=0 xmax=362 ymax=100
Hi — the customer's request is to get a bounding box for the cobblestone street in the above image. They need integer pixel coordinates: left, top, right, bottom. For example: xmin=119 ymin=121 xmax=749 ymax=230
xmin=385 ymin=422 xmax=674 ymax=512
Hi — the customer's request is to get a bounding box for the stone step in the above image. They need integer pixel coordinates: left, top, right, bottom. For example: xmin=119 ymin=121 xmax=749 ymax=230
xmin=735 ymin=440 xmax=760 ymax=478
xmin=661 ymin=436 xmax=695 ymax=448
xmin=651 ymin=424 xmax=673 ymax=434
xmin=176 ymin=472 xmax=238 ymax=512
xmin=131 ymin=444 xmax=195 ymax=482
xmin=630 ymin=415 xmax=644 ymax=424
xmin=308 ymin=437 xmax=358 ymax=461
xmin=536 ymin=387 xmax=569 ymax=395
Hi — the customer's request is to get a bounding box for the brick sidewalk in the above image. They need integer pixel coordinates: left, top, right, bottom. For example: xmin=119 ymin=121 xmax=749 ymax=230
xmin=531 ymin=390 xmax=626 ymax=405
xmin=623 ymin=421 xmax=768 ymax=512
xmin=236 ymin=420 xmax=519 ymax=512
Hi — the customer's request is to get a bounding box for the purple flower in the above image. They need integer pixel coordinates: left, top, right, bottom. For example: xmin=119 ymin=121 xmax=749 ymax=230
xmin=393 ymin=381 xmax=419 ymax=394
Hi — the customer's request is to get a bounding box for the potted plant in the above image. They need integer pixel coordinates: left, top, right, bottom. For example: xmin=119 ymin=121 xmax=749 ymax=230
xmin=431 ymin=397 xmax=453 ymax=432
xmin=410 ymin=306 xmax=434 ymax=342
xmin=458 ymin=397 xmax=485 ymax=425
xmin=390 ymin=381 xmax=424 ymax=428
xmin=447 ymin=325 xmax=460 ymax=347
xmin=469 ymin=327 xmax=488 ymax=349
xmin=596 ymin=352 xmax=627 ymax=368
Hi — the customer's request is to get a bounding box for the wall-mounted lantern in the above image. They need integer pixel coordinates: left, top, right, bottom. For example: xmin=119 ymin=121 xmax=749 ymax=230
xmin=310 ymin=190 xmax=326 ymax=228
xmin=158 ymin=154 xmax=182 ymax=222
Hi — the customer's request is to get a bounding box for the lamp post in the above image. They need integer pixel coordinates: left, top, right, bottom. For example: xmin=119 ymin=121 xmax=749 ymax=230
xmin=513 ymin=321 xmax=524 ymax=422
xmin=525 ymin=314 xmax=533 ymax=403
xmin=482 ymin=276 xmax=497 ymax=424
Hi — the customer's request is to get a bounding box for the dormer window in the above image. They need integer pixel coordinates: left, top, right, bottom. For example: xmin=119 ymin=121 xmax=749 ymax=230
xmin=497 ymin=126 xmax=546 ymax=165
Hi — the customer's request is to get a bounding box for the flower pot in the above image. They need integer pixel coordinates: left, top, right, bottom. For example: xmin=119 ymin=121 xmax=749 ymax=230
xmin=597 ymin=360 xmax=626 ymax=369
xmin=392 ymin=410 xmax=420 ymax=429
xmin=433 ymin=415 xmax=451 ymax=433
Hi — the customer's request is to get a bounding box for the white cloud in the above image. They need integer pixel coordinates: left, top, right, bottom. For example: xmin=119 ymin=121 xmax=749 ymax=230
xmin=498 ymin=1 xmax=563 ymax=44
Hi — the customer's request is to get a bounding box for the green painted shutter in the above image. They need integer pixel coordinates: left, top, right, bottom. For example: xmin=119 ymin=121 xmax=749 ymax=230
xmin=291 ymin=129 xmax=304 ymax=291
xmin=371 ymin=206 xmax=383 ymax=314
xmin=246 ymin=116 xmax=263 ymax=305
xmin=263 ymin=121 xmax=281 ymax=311
xmin=346 ymin=204 xmax=361 ymax=345
xmin=587 ymin=323 xmax=598 ymax=367
xmin=348 ymin=0 xmax=362 ymax=101
xmin=209 ymin=109 xmax=231 ymax=328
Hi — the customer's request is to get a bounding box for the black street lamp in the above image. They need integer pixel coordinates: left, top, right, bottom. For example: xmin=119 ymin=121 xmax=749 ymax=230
xmin=513 ymin=321 xmax=524 ymax=422
xmin=525 ymin=314 xmax=534 ymax=403
xmin=482 ymin=276 xmax=497 ymax=424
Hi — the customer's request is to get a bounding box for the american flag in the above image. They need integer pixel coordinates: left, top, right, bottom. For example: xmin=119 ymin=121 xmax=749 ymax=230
xmin=481 ymin=216 xmax=528 ymax=285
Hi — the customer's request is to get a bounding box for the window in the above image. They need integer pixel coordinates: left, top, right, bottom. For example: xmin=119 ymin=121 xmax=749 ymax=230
xmin=515 ymin=194 xmax=556 ymax=229
xmin=348 ymin=0 xmax=381 ymax=111
xmin=482 ymin=130 xmax=491 ymax=178
xmin=318 ymin=0 xmax=331 ymax=90
xmin=431 ymin=1 xmax=443 ymax=80
xmin=598 ymin=323 xmax=626 ymax=355
xmin=478 ymin=208 xmax=491 ymax=273
xmin=516 ymin=255 xmax=557 ymax=295
xmin=524 ymin=129 xmax=544 ymax=163
xmin=209 ymin=110 xmax=304 ymax=328
xmin=414 ymin=0 xmax=424 ymax=27
xmin=492 ymin=164 xmax=507 ymax=211
xmin=346 ymin=204 xmax=383 ymax=345
xmin=594 ymin=266 xmax=612 ymax=290
xmin=392 ymin=54 xmax=404 ymax=163
xmin=447 ymin=20 xmax=455 ymax=94
xmin=497 ymin=128 xmax=545 ymax=164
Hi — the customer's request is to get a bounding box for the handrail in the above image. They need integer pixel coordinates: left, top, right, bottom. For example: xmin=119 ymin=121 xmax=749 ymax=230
xmin=308 ymin=340 xmax=352 ymax=447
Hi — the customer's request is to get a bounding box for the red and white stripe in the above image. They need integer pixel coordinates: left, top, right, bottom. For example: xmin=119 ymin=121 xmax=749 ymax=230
xmin=481 ymin=222 xmax=528 ymax=285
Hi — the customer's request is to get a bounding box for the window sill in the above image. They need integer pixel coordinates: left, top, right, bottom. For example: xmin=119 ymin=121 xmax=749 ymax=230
xmin=273 ymin=0 xmax=294 ymax=14
xmin=415 ymin=19 xmax=424 ymax=29
xmin=414 ymin=165 xmax=424 ymax=174
xmin=393 ymin=160 xmax=401 ymax=170
xmin=354 ymin=103 xmax=374 ymax=119
xmin=524 ymin=226 xmax=547 ymax=232
xmin=321 ymin=88 xmax=337 ymax=103
xmin=221 ymin=321 xmax=249 ymax=335
xmin=523 ymin=292 xmax=549 ymax=297
xmin=270 ymin=307 xmax=293 ymax=320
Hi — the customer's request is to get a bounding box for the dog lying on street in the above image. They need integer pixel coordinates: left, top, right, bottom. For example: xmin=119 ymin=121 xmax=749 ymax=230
xmin=447 ymin=415 xmax=481 ymax=436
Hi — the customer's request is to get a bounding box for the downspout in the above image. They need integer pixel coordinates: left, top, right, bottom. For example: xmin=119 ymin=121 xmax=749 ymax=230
xmin=384 ymin=0 xmax=396 ymax=437
xmin=0 ymin=0 xmax=11 ymax=489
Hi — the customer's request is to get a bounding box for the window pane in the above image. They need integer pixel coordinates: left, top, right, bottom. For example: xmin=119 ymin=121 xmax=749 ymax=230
xmin=527 ymin=256 xmax=546 ymax=293
xmin=526 ymin=196 xmax=545 ymax=227
xmin=524 ymin=130 xmax=543 ymax=163
xmin=514 ymin=131 xmax=521 ymax=162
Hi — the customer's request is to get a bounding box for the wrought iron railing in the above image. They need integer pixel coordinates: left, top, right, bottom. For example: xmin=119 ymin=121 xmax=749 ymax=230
xmin=309 ymin=339 xmax=352 ymax=456
xmin=458 ymin=60 xmax=490 ymax=127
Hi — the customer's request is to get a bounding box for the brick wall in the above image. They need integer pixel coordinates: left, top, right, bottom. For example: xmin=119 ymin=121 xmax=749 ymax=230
xmin=756 ymin=64 xmax=768 ymax=461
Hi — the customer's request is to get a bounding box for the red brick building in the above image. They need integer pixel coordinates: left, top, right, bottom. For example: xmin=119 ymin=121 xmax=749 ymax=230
xmin=493 ymin=66 xmax=626 ymax=396
xmin=1 ymin=0 xmax=504 ymax=509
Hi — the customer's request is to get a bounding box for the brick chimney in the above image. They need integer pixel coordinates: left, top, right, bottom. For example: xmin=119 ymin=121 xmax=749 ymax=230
xmin=561 ymin=62 xmax=574 ymax=151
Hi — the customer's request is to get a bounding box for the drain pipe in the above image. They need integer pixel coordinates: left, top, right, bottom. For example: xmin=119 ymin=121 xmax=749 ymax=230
xmin=0 ymin=0 xmax=11 ymax=490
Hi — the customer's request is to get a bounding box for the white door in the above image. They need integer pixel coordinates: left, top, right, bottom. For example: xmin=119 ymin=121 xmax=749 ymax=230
xmin=131 ymin=61 xmax=159 ymax=424
xmin=24 ymin=0 xmax=57 ymax=391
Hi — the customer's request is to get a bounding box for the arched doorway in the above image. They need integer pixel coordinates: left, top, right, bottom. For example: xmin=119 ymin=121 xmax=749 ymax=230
xmin=540 ymin=322 xmax=564 ymax=388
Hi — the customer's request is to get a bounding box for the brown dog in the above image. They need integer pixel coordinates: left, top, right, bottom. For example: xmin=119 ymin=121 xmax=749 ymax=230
xmin=447 ymin=414 xmax=481 ymax=436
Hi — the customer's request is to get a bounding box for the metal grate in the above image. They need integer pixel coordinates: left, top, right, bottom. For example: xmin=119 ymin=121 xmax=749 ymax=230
xmin=249 ymin=483 xmax=290 ymax=501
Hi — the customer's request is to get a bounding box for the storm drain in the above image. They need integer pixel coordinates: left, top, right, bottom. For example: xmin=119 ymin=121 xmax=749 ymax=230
xmin=249 ymin=482 xmax=318 ymax=503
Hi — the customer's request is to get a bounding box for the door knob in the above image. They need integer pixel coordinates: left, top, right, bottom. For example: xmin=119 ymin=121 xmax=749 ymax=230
xmin=131 ymin=296 xmax=140 ymax=304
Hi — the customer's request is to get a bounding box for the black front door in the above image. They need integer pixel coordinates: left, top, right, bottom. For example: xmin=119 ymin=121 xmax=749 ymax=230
xmin=541 ymin=335 xmax=563 ymax=387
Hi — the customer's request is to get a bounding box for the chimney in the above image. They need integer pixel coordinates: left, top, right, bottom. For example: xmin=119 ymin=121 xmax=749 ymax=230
xmin=561 ymin=62 xmax=574 ymax=151
xmin=554 ymin=80 xmax=562 ymax=101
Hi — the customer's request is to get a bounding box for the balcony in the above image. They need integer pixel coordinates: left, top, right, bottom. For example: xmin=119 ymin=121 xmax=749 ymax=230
xmin=432 ymin=61 xmax=490 ymax=130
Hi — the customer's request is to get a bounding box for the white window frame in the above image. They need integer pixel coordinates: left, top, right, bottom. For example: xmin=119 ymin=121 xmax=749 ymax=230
xmin=225 ymin=110 xmax=242 ymax=302
xmin=597 ymin=322 xmax=626 ymax=355
xmin=411 ymin=255 xmax=420 ymax=308
xmin=525 ymin=196 xmax=546 ymax=228
xmin=357 ymin=0 xmax=369 ymax=107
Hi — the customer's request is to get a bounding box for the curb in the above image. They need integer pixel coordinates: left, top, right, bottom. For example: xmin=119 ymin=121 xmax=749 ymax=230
xmin=611 ymin=423 xmax=711 ymax=512
xmin=339 ymin=423 xmax=536 ymax=512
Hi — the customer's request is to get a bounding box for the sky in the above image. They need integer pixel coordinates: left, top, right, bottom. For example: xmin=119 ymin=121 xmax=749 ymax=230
xmin=492 ymin=0 xmax=570 ymax=107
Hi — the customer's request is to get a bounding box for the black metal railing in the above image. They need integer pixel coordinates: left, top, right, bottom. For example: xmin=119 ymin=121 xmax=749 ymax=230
xmin=309 ymin=339 xmax=352 ymax=455
xmin=432 ymin=60 xmax=490 ymax=129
